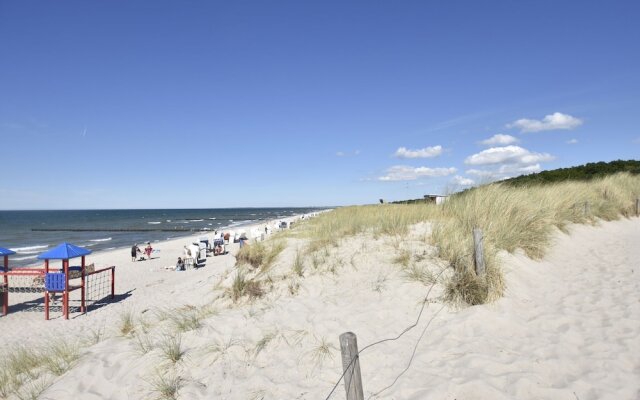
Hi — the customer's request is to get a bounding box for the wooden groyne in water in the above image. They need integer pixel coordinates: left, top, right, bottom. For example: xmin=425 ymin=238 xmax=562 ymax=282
xmin=32 ymin=228 xmax=203 ymax=232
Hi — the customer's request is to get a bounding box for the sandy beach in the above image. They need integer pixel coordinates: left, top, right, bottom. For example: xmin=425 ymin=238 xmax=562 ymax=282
xmin=0 ymin=215 xmax=638 ymax=399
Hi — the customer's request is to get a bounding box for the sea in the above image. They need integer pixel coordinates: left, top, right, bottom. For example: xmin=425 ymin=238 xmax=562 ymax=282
xmin=0 ymin=208 xmax=326 ymax=268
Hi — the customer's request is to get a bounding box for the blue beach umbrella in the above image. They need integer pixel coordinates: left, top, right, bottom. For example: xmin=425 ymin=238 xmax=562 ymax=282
xmin=1 ymin=247 xmax=16 ymax=272
xmin=37 ymin=242 xmax=91 ymax=260
xmin=0 ymin=247 xmax=16 ymax=256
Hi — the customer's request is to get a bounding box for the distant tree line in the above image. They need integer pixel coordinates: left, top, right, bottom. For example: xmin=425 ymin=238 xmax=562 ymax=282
xmin=502 ymin=159 xmax=640 ymax=187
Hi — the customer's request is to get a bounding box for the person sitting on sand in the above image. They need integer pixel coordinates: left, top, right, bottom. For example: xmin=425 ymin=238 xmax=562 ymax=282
xmin=214 ymin=243 xmax=224 ymax=256
xmin=239 ymin=233 xmax=249 ymax=248
xmin=144 ymin=242 xmax=153 ymax=259
xmin=131 ymin=244 xmax=141 ymax=262
xmin=175 ymin=257 xmax=185 ymax=271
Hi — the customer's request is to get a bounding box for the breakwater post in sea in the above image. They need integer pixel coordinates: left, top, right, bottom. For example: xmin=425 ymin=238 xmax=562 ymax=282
xmin=340 ymin=332 xmax=364 ymax=400
xmin=32 ymin=228 xmax=197 ymax=233
xmin=473 ymin=227 xmax=485 ymax=277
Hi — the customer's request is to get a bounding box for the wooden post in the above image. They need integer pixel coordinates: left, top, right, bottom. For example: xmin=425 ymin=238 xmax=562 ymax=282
xmin=63 ymin=259 xmax=69 ymax=320
xmin=80 ymin=256 xmax=86 ymax=313
xmin=45 ymin=286 xmax=50 ymax=320
xmin=111 ymin=267 xmax=115 ymax=299
xmin=340 ymin=332 xmax=364 ymax=400
xmin=473 ymin=228 xmax=485 ymax=276
xmin=636 ymin=198 xmax=639 ymax=217
xmin=44 ymin=259 xmax=49 ymax=320
xmin=3 ymin=255 xmax=8 ymax=316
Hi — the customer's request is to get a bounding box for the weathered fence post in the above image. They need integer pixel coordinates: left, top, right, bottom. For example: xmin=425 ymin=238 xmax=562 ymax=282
xmin=636 ymin=198 xmax=639 ymax=217
xmin=340 ymin=332 xmax=364 ymax=400
xmin=473 ymin=228 xmax=485 ymax=276
xmin=584 ymin=201 xmax=590 ymax=217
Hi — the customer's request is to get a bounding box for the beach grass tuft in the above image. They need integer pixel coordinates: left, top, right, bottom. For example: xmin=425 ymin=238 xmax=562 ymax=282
xmin=309 ymin=336 xmax=336 ymax=368
xmin=0 ymin=340 xmax=83 ymax=399
xmin=42 ymin=340 xmax=81 ymax=376
xmin=159 ymin=333 xmax=184 ymax=364
xmin=292 ymin=249 xmax=305 ymax=277
xmin=149 ymin=369 xmax=182 ymax=400
xmin=168 ymin=308 xmax=202 ymax=333
xmin=119 ymin=309 xmax=136 ymax=336
xmin=236 ymin=240 xmax=285 ymax=272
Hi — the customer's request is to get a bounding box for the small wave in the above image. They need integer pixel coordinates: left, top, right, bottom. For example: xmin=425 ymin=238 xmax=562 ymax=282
xmin=148 ymin=222 xmax=162 ymax=225
xmin=11 ymin=245 xmax=48 ymax=253
xmin=208 ymin=223 xmax=212 ymax=226
xmin=13 ymin=255 xmax=38 ymax=261
xmin=90 ymin=237 xmax=112 ymax=242
xmin=104 ymin=247 xmax=116 ymax=251
xmin=188 ymin=219 xmax=204 ymax=222
xmin=166 ymin=219 xmax=172 ymax=222
xmin=209 ymin=217 xmax=216 ymax=220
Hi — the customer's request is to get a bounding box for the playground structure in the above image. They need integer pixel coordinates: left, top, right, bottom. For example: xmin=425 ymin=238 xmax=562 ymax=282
xmin=0 ymin=244 xmax=115 ymax=320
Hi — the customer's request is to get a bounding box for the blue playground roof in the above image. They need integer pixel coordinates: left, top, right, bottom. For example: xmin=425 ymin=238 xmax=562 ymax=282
xmin=37 ymin=242 xmax=92 ymax=260
xmin=0 ymin=247 xmax=16 ymax=256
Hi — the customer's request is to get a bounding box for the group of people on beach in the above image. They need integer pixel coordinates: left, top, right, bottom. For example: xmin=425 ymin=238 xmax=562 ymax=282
xmin=134 ymin=220 xmax=300 ymax=272
xmin=131 ymin=242 xmax=153 ymax=261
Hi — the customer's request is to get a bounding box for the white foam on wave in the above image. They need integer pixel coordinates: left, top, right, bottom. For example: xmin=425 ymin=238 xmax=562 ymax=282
xmin=13 ymin=255 xmax=38 ymax=261
xmin=148 ymin=222 xmax=162 ymax=225
xmin=11 ymin=245 xmax=48 ymax=253
xmin=209 ymin=217 xmax=216 ymax=220
xmin=188 ymin=219 xmax=204 ymax=222
xmin=90 ymin=237 xmax=112 ymax=242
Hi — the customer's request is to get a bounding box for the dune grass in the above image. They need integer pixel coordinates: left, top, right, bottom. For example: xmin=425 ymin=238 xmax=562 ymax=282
xmin=235 ymin=240 xmax=285 ymax=272
xmin=300 ymin=204 xmax=442 ymax=252
xmin=118 ymin=309 xmax=136 ymax=336
xmin=0 ymin=340 xmax=82 ymax=399
xmin=300 ymin=173 xmax=640 ymax=305
xmin=148 ymin=369 xmax=182 ymax=400
xmin=159 ymin=334 xmax=184 ymax=364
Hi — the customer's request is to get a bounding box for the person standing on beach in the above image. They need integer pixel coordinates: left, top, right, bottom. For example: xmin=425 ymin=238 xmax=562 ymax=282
xmin=131 ymin=244 xmax=141 ymax=262
xmin=144 ymin=242 xmax=153 ymax=260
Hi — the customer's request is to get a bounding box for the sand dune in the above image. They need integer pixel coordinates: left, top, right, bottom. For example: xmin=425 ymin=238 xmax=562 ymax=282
xmin=1 ymin=217 xmax=638 ymax=399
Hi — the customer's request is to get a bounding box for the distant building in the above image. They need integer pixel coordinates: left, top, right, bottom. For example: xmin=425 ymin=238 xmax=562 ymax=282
xmin=424 ymin=194 xmax=448 ymax=205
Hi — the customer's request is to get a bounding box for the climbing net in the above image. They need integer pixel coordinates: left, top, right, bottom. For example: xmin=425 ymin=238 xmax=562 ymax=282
xmin=0 ymin=271 xmax=46 ymax=312
xmin=84 ymin=267 xmax=115 ymax=311
xmin=1 ymin=266 xmax=115 ymax=315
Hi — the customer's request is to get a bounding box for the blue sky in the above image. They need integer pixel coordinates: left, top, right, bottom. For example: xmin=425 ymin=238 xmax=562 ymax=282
xmin=1 ymin=1 xmax=638 ymax=209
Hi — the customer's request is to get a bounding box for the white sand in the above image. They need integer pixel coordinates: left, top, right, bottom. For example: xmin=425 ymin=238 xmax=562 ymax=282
xmin=1 ymin=216 xmax=638 ymax=399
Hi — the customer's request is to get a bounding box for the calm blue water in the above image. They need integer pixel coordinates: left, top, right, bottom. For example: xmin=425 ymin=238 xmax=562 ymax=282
xmin=0 ymin=208 xmax=324 ymax=267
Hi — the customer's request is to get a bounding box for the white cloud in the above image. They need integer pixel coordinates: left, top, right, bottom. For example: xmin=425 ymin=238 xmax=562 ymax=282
xmin=451 ymin=175 xmax=475 ymax=186
xmin=466 ymin=169 xmax=495 ymax=178
xmin=336 ymin=151 xmax=345 ymax=157
xmin=480 ymin=134 xmax=519 ymax=146
xmin=378 ymin=165 xmax=456 ymax=181
xmin=566 ymin=138 xmax=578 ymax=144
xmin=507 ymin=112 xmax=583 ymax=133
xmin=464 ymin=145 xmax=554 ymax=166
xmin=394 ymin=145 xmax=443 ymax=159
